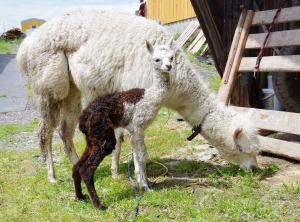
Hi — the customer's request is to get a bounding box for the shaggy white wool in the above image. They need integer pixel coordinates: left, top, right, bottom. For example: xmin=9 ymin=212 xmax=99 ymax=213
xmin=17 ymin=10 xmax=260 ymax=184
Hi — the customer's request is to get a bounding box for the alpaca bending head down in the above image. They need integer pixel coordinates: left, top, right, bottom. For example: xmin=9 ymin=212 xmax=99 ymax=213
xmin=72 ymin=40 xmax=174 ymax=209
xmin=16 ymin=10 xmax=260 ymax=186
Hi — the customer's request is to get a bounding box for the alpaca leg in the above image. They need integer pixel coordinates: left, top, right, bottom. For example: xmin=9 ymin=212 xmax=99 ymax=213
xmin=131 ymin=132 xmax=152 ymax=191
xmin=58 ymin=82 xmax=82 ymax=164
xmin=110 ymin=128 xmax=124 ymax=178
xmin=80 ymin=140 xmax=115 ymax=210
xmin=38 ymin=98 xmax=61 ymax=183
xmin=80 ymin=125 xmax=116 ymax=209
xmin=72 ymin=147 xmax=91 ymax=200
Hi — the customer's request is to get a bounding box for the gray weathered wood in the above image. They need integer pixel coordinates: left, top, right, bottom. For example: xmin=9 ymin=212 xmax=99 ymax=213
xmin=258 ymin=136 xmax=300 ymax=161
xmin=200 ymin=43 xmax=209 ymax=56
xmin=252 ymin=6 xmax=300 ymax=26
xmin=190 ymin=34 xmax=206 ymax=53
xmin=245 ymin=30 xmax=300 ymax=49
xmin=252 ymin=0 xmax=280 ymax=55
xmin=231 ymin=106 xmax=300 ymax=135
xmin=176 ymin=20 xmax=200 ymax=48
xmin=187 ymin=30 xmax=204 ymax=51
xmin=239 ymin=55 xmax=300 ymax=72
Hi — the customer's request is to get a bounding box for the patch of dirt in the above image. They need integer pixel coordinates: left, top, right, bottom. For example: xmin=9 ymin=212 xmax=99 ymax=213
xmin=258 ymin=154 xmax=300 ymax=186
xmin=157 ymin=127 xmax=300 ymax=187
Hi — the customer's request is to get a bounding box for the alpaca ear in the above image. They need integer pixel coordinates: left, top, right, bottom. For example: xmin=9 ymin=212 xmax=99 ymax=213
xmin=167 ymin=38 xmax=173 ymax=48
xmin=234 ymin=126 xmax=243 ymax=140
xmin=146 ymin=40 xmax=154 ymax=55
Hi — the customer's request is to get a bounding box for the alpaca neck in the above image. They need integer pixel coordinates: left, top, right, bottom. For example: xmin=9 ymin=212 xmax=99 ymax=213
xmin=148 ymin=69 xmax=170 ymax=99
xmin=164 ymin=60 xmax=217 ymax=128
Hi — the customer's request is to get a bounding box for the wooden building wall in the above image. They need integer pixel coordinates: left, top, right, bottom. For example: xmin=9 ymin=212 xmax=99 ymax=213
xmin=146 ymin=0 xmax=196 ymax=24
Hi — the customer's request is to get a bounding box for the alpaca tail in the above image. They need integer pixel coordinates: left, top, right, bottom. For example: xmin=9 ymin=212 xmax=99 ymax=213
xmin=16 ymin=37 xmax=33 ymax=76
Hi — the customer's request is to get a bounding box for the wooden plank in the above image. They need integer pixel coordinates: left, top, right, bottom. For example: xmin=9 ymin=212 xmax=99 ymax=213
xmin=239 ymin=55 xmax=300 ymax=72
xmin=180 ymin=21 xmax=199 ymax=46
xmin=176 ymin=20 xmax=200 ymax=47
xmin=190 ymin=0 xmax=225 ymax=74
xmin=217 ymin=10 xmax=255 ymax=104
xmin=187 ymin=30 xmax=204 ymax=51
xmin=199 ymin=43 xmax=209 ymax=56
xmin=252 ymin=6 xmax=300 ymax=26
xmin=245 ymin=30 xmax=300 ymax=49
xmin=252 ymin=0 xmax=280 ymax=55
xmin=190 ymin=36 xmax=206 ymax=53
xmin=231 ymin=106 xmax=300 ymax=135
xmin=258 ymin=136 xmax=300 ymax=161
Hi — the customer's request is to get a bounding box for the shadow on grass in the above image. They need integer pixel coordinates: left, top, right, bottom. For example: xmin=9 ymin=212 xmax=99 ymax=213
xmin=91 ymin=157 xmax=279 ymax=192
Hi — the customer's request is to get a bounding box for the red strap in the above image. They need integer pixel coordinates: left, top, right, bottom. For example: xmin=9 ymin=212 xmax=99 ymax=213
xmin=253 ymin=0 xmax=288 ymax=75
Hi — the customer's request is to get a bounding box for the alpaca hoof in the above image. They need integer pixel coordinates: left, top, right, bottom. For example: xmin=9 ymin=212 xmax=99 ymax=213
xmin=147 ymin=180 xmax=155 ymax=188
xmin=49 ymin=177 xmax=58 ymax=183
xmin=140 ymin=185 xmax=151 ymax=192
xmin=96 ymin=205 xmax=108 ymax=210
xmin=77 ymin=194 xmax=89 ymax=200
xmin=110 ymin=169 xmax=118 ymax=178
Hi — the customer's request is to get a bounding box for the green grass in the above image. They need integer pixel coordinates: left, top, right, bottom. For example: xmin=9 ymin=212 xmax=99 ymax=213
xmin=0 ymin=38 xmax=22 ymax=54
xmin=209 ymin=75 xmax=222 ymax=93
xmin=186 ymin=51 xmax=217 ymax=71
xmin=0 ymin=119 xmax=39 ymax=139
xmin=1 ymin=33 xmax=298 ymax=221
xmin=1 ymin=108 xmax=299 ymax=221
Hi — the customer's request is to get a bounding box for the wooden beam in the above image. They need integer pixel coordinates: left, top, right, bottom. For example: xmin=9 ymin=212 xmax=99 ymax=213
xmin=187 ymin=30 xmax=204 ymax=52
xmin=190 ymin=0 xmax=224 ymax=75
xmin=245 ymin=29 xmax=300 ymax=49
xmin=231 ymin=106 xmax=300 ymax=135
xmin=176 ymin=20 xmax=200 ymax=48
xmin=190 ymin=35 xmax=206 ymax=53
xmin=252 ymin=6 xmax=300 ymax=26
xmin=258 ymin=135 xmax=300 ymax=161
xmin=239 ymin=55 xmax=300 ymax=72
xmin=217 ymin=10 xmax=255 ymax=104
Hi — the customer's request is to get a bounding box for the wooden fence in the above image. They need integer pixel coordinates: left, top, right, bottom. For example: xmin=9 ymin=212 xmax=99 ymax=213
xmin=146 ymin=0 xmax=196 ymax=24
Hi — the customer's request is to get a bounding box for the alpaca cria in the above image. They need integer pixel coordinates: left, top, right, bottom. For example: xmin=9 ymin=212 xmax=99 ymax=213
xmin=72 ymin=40 xmax=173 ymax=209
xmin=16 ymin=10 xmax=260 ymax=187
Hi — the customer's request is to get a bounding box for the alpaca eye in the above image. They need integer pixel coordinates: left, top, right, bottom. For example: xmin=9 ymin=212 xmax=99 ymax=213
xmin=237 ymin=145 xmax=243 ymax=153
xmin=170 ymin=56 xmax=173 ymax=61
xmin=155 ymin=59 xmax=160 ymax=62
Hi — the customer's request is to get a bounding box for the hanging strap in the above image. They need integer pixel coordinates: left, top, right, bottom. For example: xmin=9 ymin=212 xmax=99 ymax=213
xmin=253 ymin=0 xmax=288 ymax=78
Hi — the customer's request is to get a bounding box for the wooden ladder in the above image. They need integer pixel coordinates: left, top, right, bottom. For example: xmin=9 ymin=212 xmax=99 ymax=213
xmin=217 ymin=6 xmax=300 ymax=160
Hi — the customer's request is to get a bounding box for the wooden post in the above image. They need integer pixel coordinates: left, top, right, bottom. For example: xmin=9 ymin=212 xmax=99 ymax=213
xmin=217 ymin=9 xmax=255 ymax=104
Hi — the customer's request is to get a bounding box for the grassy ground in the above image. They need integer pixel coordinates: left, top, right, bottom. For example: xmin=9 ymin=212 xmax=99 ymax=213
xmin=0 ymin=38 xmax=22 ymax=54
xmin=0 ymin=34 xmax=299 ymax=221
xmin=0 ymin=108 xmax=299 ymax=221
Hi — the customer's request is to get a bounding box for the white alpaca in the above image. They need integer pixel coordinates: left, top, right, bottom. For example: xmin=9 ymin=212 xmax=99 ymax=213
xmin=73 ymin=40 xmax=173 ymax=209
xmin=16 ymin=10 xmax=260 ymax=188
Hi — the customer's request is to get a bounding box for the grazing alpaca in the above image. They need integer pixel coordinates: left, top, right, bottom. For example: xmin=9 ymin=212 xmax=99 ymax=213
xmin=16 ymin=10 xmax=260 ymax=187
xmin=72 ymin=40 xmax=173 ymax=209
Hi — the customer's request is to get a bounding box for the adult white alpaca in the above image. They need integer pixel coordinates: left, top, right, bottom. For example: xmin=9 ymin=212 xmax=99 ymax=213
xmin=73 ymin=40 xmax=173 ymax=209
xmin=16 ymin=10 xmax=260 ymax=188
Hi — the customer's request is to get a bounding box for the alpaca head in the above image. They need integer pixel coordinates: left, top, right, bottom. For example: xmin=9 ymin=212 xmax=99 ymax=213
xmin=222 ymin=111 xmax=260 ymax=171
xmin=202 ymin=106 xmax=260 ymax=171
xmin=146 ymin=39 xmax=174 ymax=73
xmin=229 ymin=124 xmax=260 ymax=170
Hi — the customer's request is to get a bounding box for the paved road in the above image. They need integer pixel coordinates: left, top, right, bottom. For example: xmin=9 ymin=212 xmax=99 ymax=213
xmin=0 ymin=54 xmax=28 ymax=112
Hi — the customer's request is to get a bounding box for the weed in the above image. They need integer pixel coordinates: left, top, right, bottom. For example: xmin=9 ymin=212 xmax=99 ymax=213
xmin=0 ymin=38 xmax=23 ymax=54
